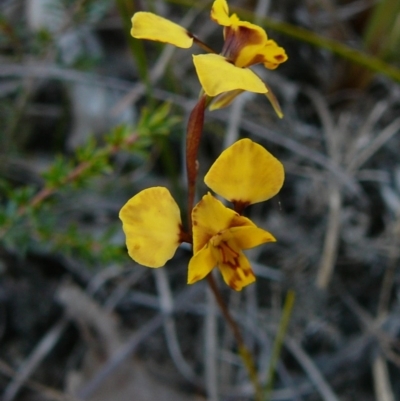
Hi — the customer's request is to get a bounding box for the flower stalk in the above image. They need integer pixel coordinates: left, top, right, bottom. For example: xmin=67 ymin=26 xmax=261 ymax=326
xmin=185 ymin=95 xmax=207 ymax=229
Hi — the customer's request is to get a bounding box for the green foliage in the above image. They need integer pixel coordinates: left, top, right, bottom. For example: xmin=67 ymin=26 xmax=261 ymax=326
xmin=137 ymin=103 xmax=181 ymax=138
xmin=32 ymin=28 xmax=54 ymax=56
xmin=41 ymin=156 xmax=74 ymax=189
xmin=0 ymin=103 xmax=180 ymax=266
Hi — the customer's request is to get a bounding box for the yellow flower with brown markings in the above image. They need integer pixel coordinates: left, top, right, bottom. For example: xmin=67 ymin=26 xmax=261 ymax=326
xmin=119 ymin=139 xmax=284 ymax=290
xmin=188 ymin=192 xmax=275 ymax=290
xmin=131 ymin=0 xmax=287 ymax=115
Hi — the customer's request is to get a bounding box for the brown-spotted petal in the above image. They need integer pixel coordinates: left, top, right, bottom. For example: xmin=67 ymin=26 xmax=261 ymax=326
xmin=218 ymin=250 xmax=256 ymax=291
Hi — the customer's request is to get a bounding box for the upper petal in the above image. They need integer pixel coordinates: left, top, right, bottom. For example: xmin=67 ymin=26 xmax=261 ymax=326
xmin=210 ymin=0 xmax=231 ymax=26
xmin=187 ymin=245 xmax=216 ymax=284
xmin=192 ymin=54 xmax=267 ymax=96
xmin=131 ymin=12 xmax=193 ymax=48
xmin=192 ymin=193 xmax=239 ymax=253
xmin=204 ymin=138 xmax=284 ymax=205
xmin=218 ymin=251 xmax=256 ymax=291
xmin=119 ymin=187 xmax=182 ymax=267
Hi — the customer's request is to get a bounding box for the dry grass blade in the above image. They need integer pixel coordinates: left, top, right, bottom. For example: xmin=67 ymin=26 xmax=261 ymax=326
xmin=338 ymin=287 xmax=400 ymax=366
xmin=316 ymin=183 xmax=342 ymax=289
xmin=348 ymin=117 xmax=400 ymax=172
xmin=57 ymin=282 xmax=122 ymax=355
xmin=224 ymin=92 xmax=251 ymax=149
xmin=285 ymin=337 xmax=340 ymax=401
xmin=377 ymin=215 xmax=400 ymax=316
xmin=304 ymin=88 xmax=343 ymax=290
xmin=223 ymin=114 xmax=362 ymax=196
xmin=76 ymin=284 xmax=203 ymax=399
xmin=373 ymin=354 xmax=395 ymax=401
xmin=154 ymin=268 xmax=201 ymax=384
xmin=2 ymin=319 xmax=69 ymax=401
xmin=205 ymin=285 xmax=219 ymax=401
xmin=0 ymin=359 xmax=80 ymax=401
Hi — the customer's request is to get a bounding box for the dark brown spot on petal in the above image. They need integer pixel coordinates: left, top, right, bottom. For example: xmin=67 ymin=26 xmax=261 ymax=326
xmin=229 ymin=278 xmax=239 ymax=290
xmin=232 ymin=200 xmax=250 ymax=215
xmin=222 ymin=26 xmax=264 ymax=66
xmin=218 ymin=242 xmax=240 ymax=269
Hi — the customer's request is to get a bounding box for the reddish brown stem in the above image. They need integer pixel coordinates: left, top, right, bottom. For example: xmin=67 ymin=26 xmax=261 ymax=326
xmin=186 ymin=95 xmax=206 ymax=230
xmin=206 ymin=274 xmax=244 ymax=347
xmin=191 ymin=35 xmax=217 ymax=54
xmin=233 ymin=200 xmax=250 ymax=215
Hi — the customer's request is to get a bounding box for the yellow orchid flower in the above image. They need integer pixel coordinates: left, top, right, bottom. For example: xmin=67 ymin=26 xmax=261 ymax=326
xmin=131 ymin=0 xmax=287 ymax=115
xmin=188 ymin=192 xmax=275 ymax=290
xmin=119 ymin=139 xmax=284 ymax=290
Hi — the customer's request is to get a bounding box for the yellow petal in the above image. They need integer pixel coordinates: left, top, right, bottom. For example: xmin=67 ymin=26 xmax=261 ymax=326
xmin=192 ymin=193 xmax=239 ymax=253
xmin=210 ymin=0 xmax=231 ymax=26
xmin=131 ymin=12 xmax=193 ymax=48
xmin=119 ymin=187 xmax=182 ymax=267
xmin=204 ymin=138 xmax=284 ymax=204
xmin=261 ymin=40 xmax=288 ymax=70
xmin=187 ymin=246 xmax=216 ymax=284
xmin=231 ymin=226 xmax=276 ymax=249
xmin=218 ymin=251 xmax=255 ymax=291
xmin=192 ymin=54 xmax=267 ymax=97
xmin=209 ymin=89 xmax=244 ymax=111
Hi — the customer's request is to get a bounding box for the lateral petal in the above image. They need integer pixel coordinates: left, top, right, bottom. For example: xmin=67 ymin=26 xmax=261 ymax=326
xmin=193 ymin=54 xmax=267 ymax=97
xmin=119 ymin=187 xmax=182 ymax=267
xmin=204 ymin=138 xmax=284 ymax=204
xmin=131 ymin=12 xmax=193 ymax=48
xmin=231 ymin=226 xmax=276 ymax=249
xmin=187 ymin=246 xmax=216 ymax=284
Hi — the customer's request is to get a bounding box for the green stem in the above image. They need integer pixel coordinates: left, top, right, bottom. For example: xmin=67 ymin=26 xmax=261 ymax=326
xmin=264 ymin=290 xmax=295 ymax=400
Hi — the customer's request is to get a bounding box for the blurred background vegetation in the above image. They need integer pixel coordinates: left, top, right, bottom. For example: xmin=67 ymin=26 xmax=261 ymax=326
xmin=1 ymin=0 xmax=400 ymax=400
